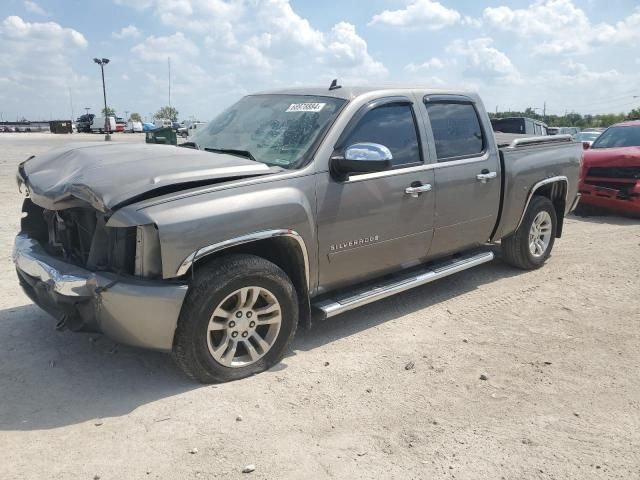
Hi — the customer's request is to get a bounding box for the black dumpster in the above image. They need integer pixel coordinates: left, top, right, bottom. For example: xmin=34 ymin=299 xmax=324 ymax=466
xmin=49 ymin=120 xmax=73 ymax=134
xmin=145 ymin=127 xmax=177 ymax=145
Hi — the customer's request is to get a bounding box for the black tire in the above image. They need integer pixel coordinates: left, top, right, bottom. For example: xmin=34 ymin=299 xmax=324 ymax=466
xmin=172 ymin=254 xmax=298 ymax=383
xmin=502 ymin=196 xmax=557 ymax=270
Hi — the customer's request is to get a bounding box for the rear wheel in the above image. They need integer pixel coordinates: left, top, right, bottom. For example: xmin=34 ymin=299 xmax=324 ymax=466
xmin=502 ymin=196 xmax=557 ymax=270
xmin=172 ymin=254 xmax=298 ymax=383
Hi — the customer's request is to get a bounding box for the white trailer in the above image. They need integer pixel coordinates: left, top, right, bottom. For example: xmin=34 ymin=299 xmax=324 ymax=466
xmin=90 ymin=116 xmax=116 ymax=133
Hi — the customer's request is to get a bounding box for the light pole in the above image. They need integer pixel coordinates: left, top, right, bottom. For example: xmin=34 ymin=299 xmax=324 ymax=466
xmin=93 ymin=57 xmax=111 ymax=141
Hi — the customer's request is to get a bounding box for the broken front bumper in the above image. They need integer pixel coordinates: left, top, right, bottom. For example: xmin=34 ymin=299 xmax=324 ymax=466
xmin=13 ymin=234 xmax=188 ymax=351
xmin=579 ymin=180 xmax=640 ymax=217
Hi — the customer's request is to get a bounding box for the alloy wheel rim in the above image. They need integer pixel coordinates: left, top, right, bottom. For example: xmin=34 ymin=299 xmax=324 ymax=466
xmin=528 ymin=211 xmax=552 ymax=258
xmin=206 ymin=286 xmax=282 ymax=368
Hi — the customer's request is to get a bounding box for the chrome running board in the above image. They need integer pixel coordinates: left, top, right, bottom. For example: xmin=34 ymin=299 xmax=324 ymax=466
xmin=313 ymin=251 xmax=494 ymax=318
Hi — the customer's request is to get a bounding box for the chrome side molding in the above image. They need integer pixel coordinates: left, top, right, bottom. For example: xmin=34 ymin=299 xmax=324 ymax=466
xmin=313 ymin=251 xmax=494 ymax=318
xmin=176 ymin=229 xmax=310 ymax=288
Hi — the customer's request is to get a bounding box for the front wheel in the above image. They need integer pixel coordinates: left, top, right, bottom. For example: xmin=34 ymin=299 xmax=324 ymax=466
xmin=501 ymin=196 xmax=557 ymax=270
xmin=172 ymin=254 xmax=298 ymax=383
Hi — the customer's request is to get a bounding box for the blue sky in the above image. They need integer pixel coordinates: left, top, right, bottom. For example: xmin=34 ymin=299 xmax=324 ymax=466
xmin=1 ymin=0 xmax=639 ymax=122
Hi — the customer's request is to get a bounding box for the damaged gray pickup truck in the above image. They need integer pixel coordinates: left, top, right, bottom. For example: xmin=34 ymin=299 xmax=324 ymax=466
xmin=14 ymin=86 xmax=582 ymax=383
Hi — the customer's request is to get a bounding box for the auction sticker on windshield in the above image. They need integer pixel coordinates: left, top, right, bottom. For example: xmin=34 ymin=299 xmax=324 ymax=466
xmin=286 ymin=103 xmax=326 ymax=113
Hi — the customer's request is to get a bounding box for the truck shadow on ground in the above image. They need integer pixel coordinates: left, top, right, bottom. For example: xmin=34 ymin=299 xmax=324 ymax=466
xmin=0 ymin=304 xmax=196 ymax=431
xmin=295 ymin=255 xmax=521 ymax=352
xmin=0 ymin=254 xmax=520 ymax=431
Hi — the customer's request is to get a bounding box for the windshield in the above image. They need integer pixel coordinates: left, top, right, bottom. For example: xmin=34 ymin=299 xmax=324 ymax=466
xmin=592 ymin=125 xmax=640 ymax=149
xmin=192 ymin=94 xmax=346 ymax=169
xmin=576 ymin=132 xmax=600 ymax=142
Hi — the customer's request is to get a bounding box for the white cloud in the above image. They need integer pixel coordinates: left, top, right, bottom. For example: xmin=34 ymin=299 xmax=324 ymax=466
xmin=483 ymin=1 xmax=640 ymax=55
xmin=118 ymin=0 xmax=387 ymax=118
xmin=155 ymin=0 xmax=243 ymax=34
xmin=126 ymin=0 xmax=385 ymax=80
xmin=326 ymin=22 xmax=387 ymax=77
xmin=112 ymin=24 xmax=141 ymax=39
xmin=131 ymin=32 xmax=198 ymax=62
xmin=548 ymin=60 xmax=620 ymax=84
xmin=0 ymin=16 xmax=89 ymax=117
xmin=23 ymin=1 xmax=47 ymax=16
xmin=113 ymin=0 xmax=155 ymax=10
xmin=2 ymin=15 xmax=87 ymax=47
xmin=447 ymin=37 xmax=520 ymax=83
xmin=369 ymin=0 xmax=461 ymax=30
xmin=405 ymin=57 xmax=446 ymax=73
xmin=604 ymin=7 xmax=640 ymax=44
xmin=462 ymin=16 xmax=482 ymax=28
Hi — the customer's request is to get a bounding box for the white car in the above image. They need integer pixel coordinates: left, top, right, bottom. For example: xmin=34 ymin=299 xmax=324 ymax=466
xmin=575 ymin=131 xmax=601 ymax=148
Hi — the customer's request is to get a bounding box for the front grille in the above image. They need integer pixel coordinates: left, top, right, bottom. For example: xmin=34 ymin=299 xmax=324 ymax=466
xmin=20 ymin=198 xmax=136 ymax=275
xmin=587 ymin=166 xmax=640 ymax=179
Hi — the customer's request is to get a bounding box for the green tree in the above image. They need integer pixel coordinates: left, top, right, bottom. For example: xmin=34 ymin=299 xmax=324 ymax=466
xmin=491 ymin=109 xmax=636 ymax=129
xmin=626 ymin=108 xmax=640 ymax=120
xmin=155 ymin=106 xmax=179 ymax=122
xmin=102 ymin=107 xmax=116 ymax=117
xmin=129 ymin=112 xmax=142 ymax=122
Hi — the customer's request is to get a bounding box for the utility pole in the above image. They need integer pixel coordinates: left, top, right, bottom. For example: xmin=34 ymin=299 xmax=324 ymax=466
xmin=68 ymin=88 xmax=74 ymax=121
xmin=543 ymin=101 xmax=546 ymax=123
xmin=93 ymin=57 xmax=111 ymax=141
xmin=168 ymin=56 xmax=172 ymax=109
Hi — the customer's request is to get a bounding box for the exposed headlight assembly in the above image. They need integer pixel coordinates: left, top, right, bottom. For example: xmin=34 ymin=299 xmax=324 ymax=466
xmin=134 ymin=224 xmax=162 ymax=278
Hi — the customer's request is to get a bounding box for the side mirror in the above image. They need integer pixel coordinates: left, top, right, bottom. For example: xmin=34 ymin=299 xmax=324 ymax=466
xmin=332 ymin=143 xmax=393 ymax=178
xmin=582 ymin=141 xmax=591 ymax=150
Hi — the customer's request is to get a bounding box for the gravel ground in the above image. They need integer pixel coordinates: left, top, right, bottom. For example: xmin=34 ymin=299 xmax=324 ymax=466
xmin=1 ymin=132 xmax=639 ymax=479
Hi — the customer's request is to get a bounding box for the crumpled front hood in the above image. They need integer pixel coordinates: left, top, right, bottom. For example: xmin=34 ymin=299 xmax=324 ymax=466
xmin=583 ymin=146 xmax=640 ymax=168
xmin=18 ymin=142 xmax=274 ymax=212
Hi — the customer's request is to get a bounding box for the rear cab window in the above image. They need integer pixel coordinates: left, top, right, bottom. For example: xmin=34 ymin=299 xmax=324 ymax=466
xmin=423 ymin=99 xmax=486 ymax=162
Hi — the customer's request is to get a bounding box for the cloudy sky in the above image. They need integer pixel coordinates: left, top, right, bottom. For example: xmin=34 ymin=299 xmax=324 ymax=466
xmin=1 ymin=0 xmax=639 ymax=122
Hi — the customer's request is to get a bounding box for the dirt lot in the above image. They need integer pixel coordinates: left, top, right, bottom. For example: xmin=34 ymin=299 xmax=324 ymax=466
xmin=0 ymin=132 xmax=639 ymax=479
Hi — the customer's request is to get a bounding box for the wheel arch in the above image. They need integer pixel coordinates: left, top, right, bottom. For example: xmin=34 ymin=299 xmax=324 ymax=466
xmin=179 ymin=230 xmax=312 ymax=328
xmin=517 ymin=176 xmax=568 ymax=238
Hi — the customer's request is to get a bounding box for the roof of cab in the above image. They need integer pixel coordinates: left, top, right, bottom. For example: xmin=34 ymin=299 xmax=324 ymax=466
xmin=252 ymin=85 xmax=478 ymax=101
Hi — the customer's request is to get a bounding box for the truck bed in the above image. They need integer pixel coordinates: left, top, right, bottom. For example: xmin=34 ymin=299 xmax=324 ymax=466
xmin=491 ymin=134 xmax=582 ymax=241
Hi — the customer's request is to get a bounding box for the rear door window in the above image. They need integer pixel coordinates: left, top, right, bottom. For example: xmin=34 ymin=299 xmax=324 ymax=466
xmin=424 ymin=102 xmax=485 ymax=161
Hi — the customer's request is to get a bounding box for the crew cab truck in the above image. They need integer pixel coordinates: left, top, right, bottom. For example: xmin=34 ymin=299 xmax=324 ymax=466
xmin=14 ymin=86 xmax=582 ymax=383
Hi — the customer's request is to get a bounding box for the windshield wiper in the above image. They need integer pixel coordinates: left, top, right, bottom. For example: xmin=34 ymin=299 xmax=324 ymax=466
xmin=204 ymin=148 xmax=255 ymax=161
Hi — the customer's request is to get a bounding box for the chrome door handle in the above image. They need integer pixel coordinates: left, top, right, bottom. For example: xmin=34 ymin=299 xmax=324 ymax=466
xmin=405 ymin=184 xmax=432 ymax=198
xmin=476 ymin=171 xmax=497 ymax=183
